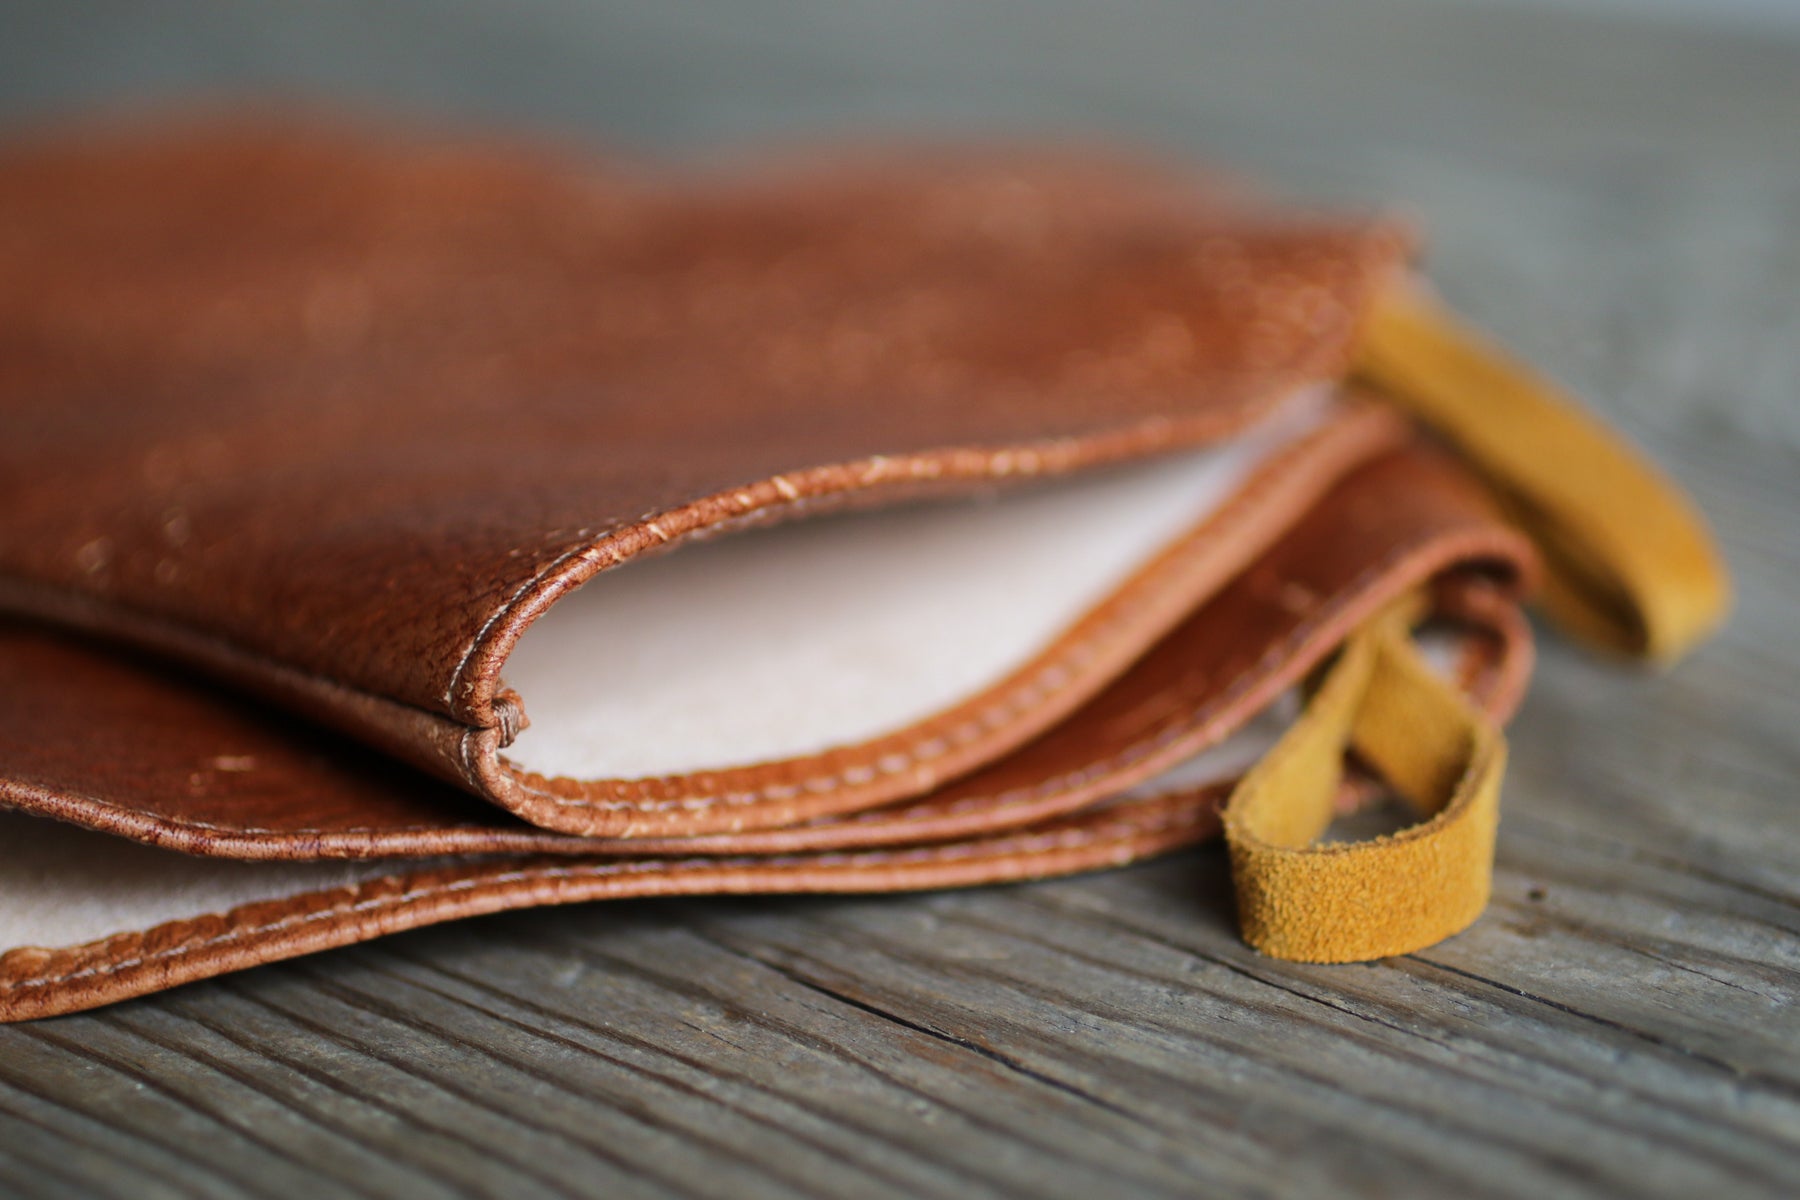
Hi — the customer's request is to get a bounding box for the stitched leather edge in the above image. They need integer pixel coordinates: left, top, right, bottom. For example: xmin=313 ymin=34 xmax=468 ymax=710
xmin=0 ymin=798 xmax=1217 ymax=1022
xmin=474 ymin=400 xmax=1413 ymax=836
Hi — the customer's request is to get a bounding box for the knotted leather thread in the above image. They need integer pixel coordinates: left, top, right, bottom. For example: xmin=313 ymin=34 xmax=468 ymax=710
xmin=1354 ymin=285 xmax=1730 ymax=662
xmin=1223 ymin=599 xmax=1505 ymax=962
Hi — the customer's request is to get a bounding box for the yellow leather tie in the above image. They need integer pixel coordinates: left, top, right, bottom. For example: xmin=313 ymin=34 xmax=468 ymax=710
xmin=1354 ymin=284 xmax=1730 ymax=662
xmin=1222 ymin=284 xmax=1731 ymax=962
xmin=1224 ymin=599 xmax=1504 ymax=962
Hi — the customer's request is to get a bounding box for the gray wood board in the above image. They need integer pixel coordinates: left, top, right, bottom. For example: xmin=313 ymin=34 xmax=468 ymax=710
xmin=0 ymin=2 xmax=1796 ymax=1196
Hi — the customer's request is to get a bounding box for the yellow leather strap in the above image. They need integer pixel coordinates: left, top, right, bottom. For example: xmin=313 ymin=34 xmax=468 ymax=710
xmin=1224 ymin=600 xmax=1504 ymax=962
xmin=1354 ymin=284 xmax=1730 ymax=663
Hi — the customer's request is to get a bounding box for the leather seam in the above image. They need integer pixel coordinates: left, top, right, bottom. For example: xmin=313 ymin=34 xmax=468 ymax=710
xmin=0 ymin=794 xmax=500 ymax=841
xmin=0 ymin=805 xmax=1209 ymax=996
xmin=443 ymin=530 xmax=603 ymax=713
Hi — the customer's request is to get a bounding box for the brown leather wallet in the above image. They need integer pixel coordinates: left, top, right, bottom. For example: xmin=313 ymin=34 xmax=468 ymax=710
xmin=0 ymin=119 xmax=1721 ymax=1020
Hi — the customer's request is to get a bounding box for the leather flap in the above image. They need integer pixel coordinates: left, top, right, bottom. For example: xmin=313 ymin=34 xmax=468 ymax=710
xmin=0 ymin=119 xmax=1412 ymax=829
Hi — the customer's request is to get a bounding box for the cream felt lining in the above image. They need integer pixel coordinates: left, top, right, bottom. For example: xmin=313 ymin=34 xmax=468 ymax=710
xmin=503 ymin=388 xmax=1334 ymax=781
xmin=0 ymin=810 xmax=411 ymax=956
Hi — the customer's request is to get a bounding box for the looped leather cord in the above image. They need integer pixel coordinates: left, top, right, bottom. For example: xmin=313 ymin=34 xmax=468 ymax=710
xmin=1224 ymin=599 xmax=1505 ymax=962
xmin=1355 ymin=284 xmax=1730 ymax=663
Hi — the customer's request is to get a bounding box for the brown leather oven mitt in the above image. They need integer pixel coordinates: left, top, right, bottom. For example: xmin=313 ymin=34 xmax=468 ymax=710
xmin=0 ymin=120 xmax=1725 ymax=1020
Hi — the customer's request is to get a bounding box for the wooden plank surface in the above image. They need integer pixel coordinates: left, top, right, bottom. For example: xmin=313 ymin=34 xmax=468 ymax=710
xmin=1 ymin=2 xmax=1796 ymax=1196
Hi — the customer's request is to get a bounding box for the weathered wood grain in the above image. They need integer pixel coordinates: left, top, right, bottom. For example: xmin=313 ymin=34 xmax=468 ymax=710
xmin=1 ymin=2 xmax=1797 ymax=1196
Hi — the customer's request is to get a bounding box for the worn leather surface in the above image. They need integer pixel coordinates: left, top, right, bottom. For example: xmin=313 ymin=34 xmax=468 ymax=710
xmin=0 ymin=118 xmax=1413 ymax=833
